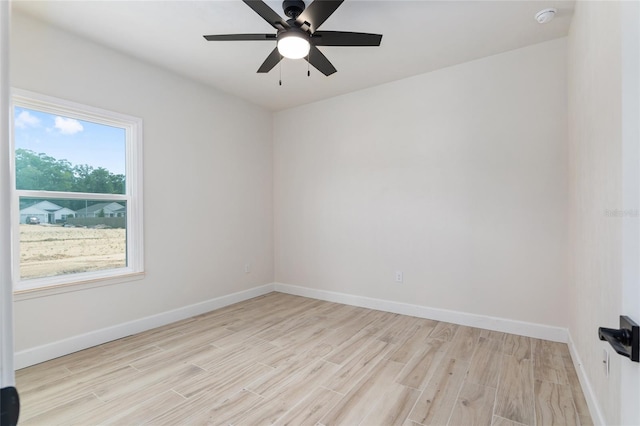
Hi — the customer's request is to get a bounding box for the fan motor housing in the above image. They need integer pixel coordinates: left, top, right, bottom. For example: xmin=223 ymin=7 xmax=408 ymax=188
xmin=277 ymin=26 xmax=310 ymax=42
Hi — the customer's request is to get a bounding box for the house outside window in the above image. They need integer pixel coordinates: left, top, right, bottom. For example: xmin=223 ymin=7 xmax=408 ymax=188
xmin=12 ymin=89 xmax=144 ymax=293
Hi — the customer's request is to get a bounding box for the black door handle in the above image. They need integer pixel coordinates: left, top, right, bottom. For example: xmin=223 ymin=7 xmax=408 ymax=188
xmin=598 ymin=316 xmax=639 ymax=362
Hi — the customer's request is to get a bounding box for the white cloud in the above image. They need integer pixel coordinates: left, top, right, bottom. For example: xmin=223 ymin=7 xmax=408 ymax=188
xmin=15 ymin=110 xmax=41 ymax=129
xmin=54 ymin=116 xmax=84 ymax=135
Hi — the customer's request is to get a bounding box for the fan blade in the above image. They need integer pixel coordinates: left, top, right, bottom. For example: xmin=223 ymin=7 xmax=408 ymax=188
xmin=296 ymin=0 xmax=344 ymax=33
xmin=204 ymin=34 xmax=277 ymax=41
xmin=312 ymin=31 xmax=382 ymax=46
xmin=257 ymin=47 xmax=283 ymax=73
xmin=306 ymin=45 xmax=337 ymax=76
xmin=242 ymin=0 xmax=290 ymax=30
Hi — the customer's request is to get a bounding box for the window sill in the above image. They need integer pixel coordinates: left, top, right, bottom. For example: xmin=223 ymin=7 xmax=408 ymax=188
xmin=13 ymin=271 xmax=145 ymax=301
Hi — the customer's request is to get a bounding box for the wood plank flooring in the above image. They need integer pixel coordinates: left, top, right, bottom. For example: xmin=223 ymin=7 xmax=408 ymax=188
xmin=16 ymin=292 xmax=592 ymax=425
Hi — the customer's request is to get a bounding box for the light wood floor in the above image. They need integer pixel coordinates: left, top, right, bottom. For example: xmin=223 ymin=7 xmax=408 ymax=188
xmin=17 ymin=292 xmax=592 ymax=425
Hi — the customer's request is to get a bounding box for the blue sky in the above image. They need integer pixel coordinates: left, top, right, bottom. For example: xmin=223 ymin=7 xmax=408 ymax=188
xmin=14 ymin=107 xmax=126 ymax=175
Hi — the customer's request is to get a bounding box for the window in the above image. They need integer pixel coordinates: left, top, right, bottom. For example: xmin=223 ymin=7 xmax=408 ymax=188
xmin=12 ymin=89 xmax=143 ymax=293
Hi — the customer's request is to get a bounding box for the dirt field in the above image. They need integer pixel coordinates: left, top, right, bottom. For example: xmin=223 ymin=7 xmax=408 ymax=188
xmin=20 ymin=224 xmax=126 ymax=280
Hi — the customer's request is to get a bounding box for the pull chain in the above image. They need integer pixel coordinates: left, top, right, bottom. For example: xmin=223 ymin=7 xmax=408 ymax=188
xmin=279 ymin=60 xmax=282 ymax=86
xmin=307 ymin=52 xmax=311 ymax=77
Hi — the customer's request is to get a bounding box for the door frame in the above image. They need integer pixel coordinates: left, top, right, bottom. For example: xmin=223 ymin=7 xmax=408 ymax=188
xmin=0 ymin=0 xmax=15 ymax=392
xmin=621 ymin=1 xmax=640 ymax=424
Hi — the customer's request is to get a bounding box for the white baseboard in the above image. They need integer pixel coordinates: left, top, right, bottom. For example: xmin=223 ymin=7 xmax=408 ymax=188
xmin=14 ymin=283 xmax=275 ymax=369
xmin=567 ymin=333 xmax=606 ymax=426
xmin=15 ymin=281 xmax=569 ymax=370
xmin=274 ymin=282 xmax=569 ymax=343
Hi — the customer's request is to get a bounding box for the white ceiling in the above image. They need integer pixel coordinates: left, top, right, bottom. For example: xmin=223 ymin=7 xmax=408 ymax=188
xmin=12 ymin=0 xmax=575 ymax=111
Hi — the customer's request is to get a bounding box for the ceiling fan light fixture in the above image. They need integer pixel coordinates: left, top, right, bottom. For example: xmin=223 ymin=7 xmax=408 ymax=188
xmin=277 ymin=31 xmax=310 ymax=59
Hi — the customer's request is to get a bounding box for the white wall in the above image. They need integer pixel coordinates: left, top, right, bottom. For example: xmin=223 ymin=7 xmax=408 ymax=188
xmin=568 ymin=1 xmax=640 ymax=424
xmin=11 ymin=12 xmax=274 ymax=353
xmin=274 ymin=39 xmax=568 ymax=328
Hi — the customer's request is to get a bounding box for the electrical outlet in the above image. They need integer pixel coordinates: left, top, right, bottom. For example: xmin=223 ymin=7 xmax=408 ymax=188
xmin=395 ymin=271 xmax=403 ymax=283
xmin=603 ymin=348 xmax=610 ymax=377
xmin=244 ymin=263 xmax=250 ymax=274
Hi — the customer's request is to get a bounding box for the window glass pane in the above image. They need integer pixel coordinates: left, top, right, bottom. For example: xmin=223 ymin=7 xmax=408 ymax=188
xmin=14 ymin=107 xmax=126 ymax=194
xmin=19 ymin=197 xmax=127 ymax=280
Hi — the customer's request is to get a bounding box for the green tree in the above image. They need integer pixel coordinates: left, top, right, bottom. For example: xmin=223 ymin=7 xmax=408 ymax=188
xmin=15 ymin=149 xmax=74 ymax=192
xmin=16 ymin=149 xmax=126 ymax=211
xmin=16 ymin=149 xmax=125 ymax=195
xmin=72 ymin=163 xmax=93 ymax=193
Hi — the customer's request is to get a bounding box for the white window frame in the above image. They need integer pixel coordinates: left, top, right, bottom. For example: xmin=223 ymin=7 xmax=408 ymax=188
xmin=11 ymin=89 xmax=144 ymax=295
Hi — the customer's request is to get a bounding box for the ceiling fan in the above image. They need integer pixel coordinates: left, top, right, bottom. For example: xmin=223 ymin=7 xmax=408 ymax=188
xmin=203 ymin=0 xmax=383 ymax=77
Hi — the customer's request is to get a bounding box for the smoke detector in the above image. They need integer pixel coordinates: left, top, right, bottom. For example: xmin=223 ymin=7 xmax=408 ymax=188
xmin=535 ymin=8 xmax=557 ymax=24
